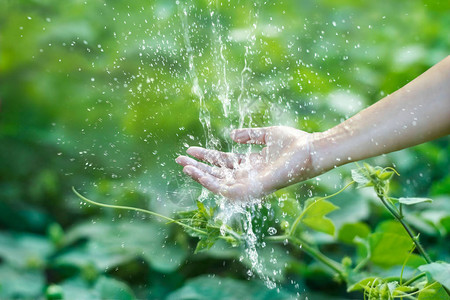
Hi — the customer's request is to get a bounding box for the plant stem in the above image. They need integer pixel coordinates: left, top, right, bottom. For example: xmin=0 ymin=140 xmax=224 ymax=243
xmin=403 ymin=272 xmax=426 ymax=286
xmin=376 ymin=190 xmax=432 ymax=264
xmin=266 ymin=235 xmax=345 ymax=280
xmin=289 ymin=180 xmax=355 ymax=237
xmin=73 ymin=187 xmax=208 ymax=236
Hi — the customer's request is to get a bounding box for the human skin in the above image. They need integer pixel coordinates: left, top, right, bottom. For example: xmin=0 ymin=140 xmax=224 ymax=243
xmin=176 ymin=55 xmax=450 ymax=201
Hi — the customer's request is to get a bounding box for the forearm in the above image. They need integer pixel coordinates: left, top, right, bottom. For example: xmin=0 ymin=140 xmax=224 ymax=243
xmin=312 ymin=55 xmax=450 ymax=172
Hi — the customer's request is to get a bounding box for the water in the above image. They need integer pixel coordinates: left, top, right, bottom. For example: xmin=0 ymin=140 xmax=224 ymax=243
xmin=77 ymin=0 xmax=353 ymax=293
xmin=177 ymin=1 xmax=282 ymax=288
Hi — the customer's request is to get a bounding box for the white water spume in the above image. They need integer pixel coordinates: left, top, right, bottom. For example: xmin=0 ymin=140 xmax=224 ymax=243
xmin=178 ymin=1 xmax=277 ymax=290
xmin=179 ymin=5 xmax=219 ymax=150
xmin=216 ymin=198 xmax=277 ymax=289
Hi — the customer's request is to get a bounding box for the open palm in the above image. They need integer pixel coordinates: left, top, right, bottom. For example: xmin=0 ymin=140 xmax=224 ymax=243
xmin=176 ymin=126 xmax=316 ymax=201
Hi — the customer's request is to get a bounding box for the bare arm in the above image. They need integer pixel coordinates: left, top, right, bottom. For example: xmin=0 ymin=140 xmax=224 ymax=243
xmin=177 ymin=56 xmax=450 ymax=201
xmin=312 ymin=55 xmax=450 ymax=173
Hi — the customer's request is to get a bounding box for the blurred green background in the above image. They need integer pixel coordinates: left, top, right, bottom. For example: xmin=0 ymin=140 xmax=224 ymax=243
xmin=1 ymin=0 xmax=449 ymax=299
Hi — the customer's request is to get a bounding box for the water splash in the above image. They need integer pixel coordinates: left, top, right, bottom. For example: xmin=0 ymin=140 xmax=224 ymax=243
xmin=179 ymin=4 xmax=219 ymax=150
xmin=216 ymin=198 xmax=277 ymax=289
xmin=177 ymin=0 xmax=278 ymax=289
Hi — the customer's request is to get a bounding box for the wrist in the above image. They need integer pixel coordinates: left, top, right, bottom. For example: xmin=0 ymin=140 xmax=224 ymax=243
xmin=309 ymin=129 xmax=350 ymax=175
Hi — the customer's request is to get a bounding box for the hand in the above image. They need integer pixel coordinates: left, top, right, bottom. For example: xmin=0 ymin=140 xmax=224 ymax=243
xmin=176 ymin=126 xmax=318 ymax=201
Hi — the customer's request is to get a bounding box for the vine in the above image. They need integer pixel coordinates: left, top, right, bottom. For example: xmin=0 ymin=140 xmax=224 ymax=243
xmin=74 ymin=164 xmax=450 ymax=298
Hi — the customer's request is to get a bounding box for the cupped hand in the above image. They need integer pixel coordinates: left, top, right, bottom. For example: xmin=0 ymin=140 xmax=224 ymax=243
xmin=176 ymin=126 xmax=319 ymax=201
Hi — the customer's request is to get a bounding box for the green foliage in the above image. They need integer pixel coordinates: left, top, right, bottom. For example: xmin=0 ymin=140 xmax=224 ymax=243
xmin=176 ymin=201 xmax=241 ymax=253
xmin=368 ymin=225 xmax=414 ymax=268
xmin=1 ymin=0 xmax=449 ymax=298
xmin=301 ymin=198 xmax=339 ymax=235
xmin=166 ymin=276 xmax=297 ymax=300
xmin=337 ymin=222 xmax=371 ymax=245
xmin=398 ymin=197 xmax=433 ymax=205
xmin=419 ymin=262 xmax=450 ymax=291
xmin=69 ymin=164 xmax=449 ymax=299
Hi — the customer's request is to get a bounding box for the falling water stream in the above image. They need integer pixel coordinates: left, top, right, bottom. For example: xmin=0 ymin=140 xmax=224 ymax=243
xmin=178 ymin=1 xmax=279 ymax=289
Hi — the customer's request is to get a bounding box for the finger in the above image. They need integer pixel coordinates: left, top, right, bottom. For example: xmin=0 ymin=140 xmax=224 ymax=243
xmin=183 ymin=165 xmax=224 ymax=194
xmin=198 ymin=176 xmax=224 ymax=195
xmin=230 ymin=127 xmax=270 ymax=144
xmin=186 ymin=147 xmax=242 ymax=168
xmin=176 ymin=155 xmax=225 ymax=178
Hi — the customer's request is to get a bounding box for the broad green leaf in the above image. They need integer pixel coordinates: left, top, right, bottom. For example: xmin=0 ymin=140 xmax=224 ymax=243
xmin=278 ymin=196 xmax=302 ymax=221
xmin=60 ymin=277 xmax=100 ymax=300
xmin=366 ymin=220 xmax=414 ymax=267
xmin=375 ymin=220 xmax=409 ymax=238
xmin=327 ymin=191 xmax=370 ymax=229
xmin=337 ymin=222 xmax=371 ymax=244
xmin=95 ymin=276 xmax=136 ymax=300
xmin=399 ymin=197 xmax=433 ymax=205
xmin=0 ymin=265 xmax=45 ymax=299
xmin=0 ymin=232 xmax=53 ymax=269
xmin=418 ymin=282 xmax=450 ymax=300
xmin=301 ymin=199 xmax=339 ymax=235
xmin=419 ymin=262 xmax=450 ymax=290
xmin=369 ymin=232 xmax=413 ymax=268
xmin=55 ymin=243 xmax=127 ymax=274
xmin=64 ymin=220 xmax=187 ymax=273
xmin=166 ymin=275 xmax=297 ymax=300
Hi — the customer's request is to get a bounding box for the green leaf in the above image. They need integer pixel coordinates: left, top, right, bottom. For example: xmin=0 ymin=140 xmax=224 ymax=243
xmin=418 ymin=282 xmax=450 ymax=300
xmin=347 ymin=276 xmax=379 ymax=292
xmin=351 ymin=164 xmax=394 ymax=190
xmin=351 ymin=168 xmax=371 ymax=187
xmin=363 ymin=220 xmax=414 ymax=268
xmin=278 ymin=195 xmax=302 ymax=221
xmin=419 ymin=262 xmax=450 ymax=290
xmin=368 ymin=232 xmax=413 ymax=268
xmin=0 ymin=265 xmax=45 ymax=299
xmin=337 ymin=222 xmax=371 ymax=244
xmin=377 ymin=170 xmax=394 ymax=181
xmin=196 ymin=201 xmax=208 ymax=217
xmin=166 ymin=275 xmax=297 ymax=300
xmin=59 ymin=277 xmax=100 ymax=300
xmin=375 ymin=220 xmax=408 ymax=237
xmin=194 ymin=236 xmax=217 ymax=254
xmin=95 ymin=276 xmax=136 ymax=300
xmin=64 ymin=220 xmax=187 ymax=273
xmin=301 ymin=199 xmax=339 ymax=235
xmin=398 ymin=197 xmax=433 ymax=205
xmin=0 ymin=232 xmax=53 ymax=269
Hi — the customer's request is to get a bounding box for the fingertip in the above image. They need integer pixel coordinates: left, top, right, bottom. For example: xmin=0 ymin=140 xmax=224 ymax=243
xmin=186 ymin=146 xmax=203 ymax=157
xmin=182 ymin=165 xmax=195 ymax=176
xmin=230 ymin=129 xmax=248 ymax=143
xmin=175 ymin=155 xmax=183 ymax=164
xmin=176 ymin=155 xmax=193 ymax=167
